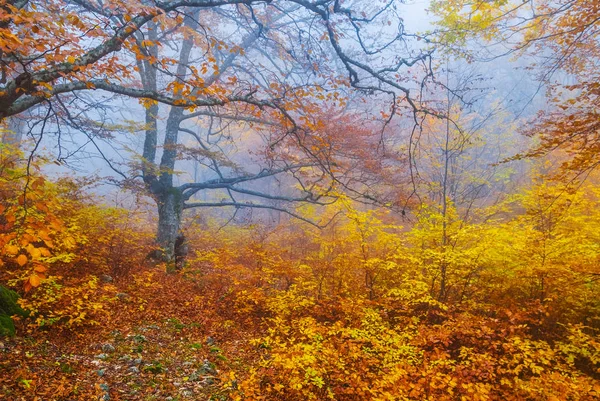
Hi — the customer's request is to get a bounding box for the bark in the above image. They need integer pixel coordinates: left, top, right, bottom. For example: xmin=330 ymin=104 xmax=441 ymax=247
xmin=2 ymin=116 xmax=24 ymax=145
xmin=141 ymin=20 xmax=159 ymax=187
xmin=156 ymin=188 xmax=183 ymax=266
xmin=147 ymin=10 xmax=198 ymax=267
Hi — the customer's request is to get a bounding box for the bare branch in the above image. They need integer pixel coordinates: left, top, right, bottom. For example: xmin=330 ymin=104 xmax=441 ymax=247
xmin=182 ymin=200 xmax=337 ymax=228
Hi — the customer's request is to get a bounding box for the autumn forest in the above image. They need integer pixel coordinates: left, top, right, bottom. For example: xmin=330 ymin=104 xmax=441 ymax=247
xmin=1 ymin=0 xmax=599 ymax=400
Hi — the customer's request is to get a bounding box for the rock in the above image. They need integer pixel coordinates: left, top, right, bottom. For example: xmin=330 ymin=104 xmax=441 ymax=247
xmin=95 ymin=354 xmax=109 ymax=360
xmin=97 ymin=369 xmax=106 ymax=377
xmin=129 ymin=334 xmax=146 ymax=343
xmin=118 ymin=355 xmax=131 ymax=362
xmin=206 ymin=336 xmax=215 ymax=346
xmin=146 ymin=249 xmax=164 ymax=262
xmin=100 ymin=274 xmax=113 ymax=283
xmin=116 ymin=293 xmax=129 ymax=301
xmin=127 ymin=366 xmax=140 ymax=374
xmin=199 ymin=359 xmax=215 ymax=374
xmin=101 ymin=344 xmax=115 ymax=353
xmin=131 ymin=358 xmax=143 ymax=366
xmin=98 ymin=383 xmax=110 ymax=399
xmin=179 ymin=389 xmax=194 ymax=397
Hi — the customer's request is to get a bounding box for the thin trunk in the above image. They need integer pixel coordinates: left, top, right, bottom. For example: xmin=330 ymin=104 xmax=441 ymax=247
xmin=141 ymin=20 xmax=159 ymax=187
xmin=439 ymin=61 xmax=451 ymax=302
xmin=2 ymin=115 xmax=24 ymax=146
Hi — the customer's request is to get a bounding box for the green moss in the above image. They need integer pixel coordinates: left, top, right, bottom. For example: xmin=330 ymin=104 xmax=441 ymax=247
xmin=0 ymin=286 xmax=28 ymax=337
xmin=142 ymin=361 xmax=165 ymax=374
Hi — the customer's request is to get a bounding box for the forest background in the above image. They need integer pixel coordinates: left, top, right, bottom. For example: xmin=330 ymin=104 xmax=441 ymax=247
xmin=0 ymin=0 xmax=599 ymax=400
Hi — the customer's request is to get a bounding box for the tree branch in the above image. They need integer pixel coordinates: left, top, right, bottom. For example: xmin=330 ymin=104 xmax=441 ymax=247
xmin=182 ymin=200 xmax=337 ymax=228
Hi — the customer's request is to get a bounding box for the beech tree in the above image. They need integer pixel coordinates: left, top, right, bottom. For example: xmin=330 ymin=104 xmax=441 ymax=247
xmin=0 ymin=0 xmax=434 ymax=262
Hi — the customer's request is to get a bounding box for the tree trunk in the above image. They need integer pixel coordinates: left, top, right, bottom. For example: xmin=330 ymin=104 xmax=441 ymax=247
xmin=151 ymin=9 xmax=197 ymax=269
xmin=156 ymin=188 xmax=183 ymax=269
xmin=2 ymin=116 xmax=24 ymax=146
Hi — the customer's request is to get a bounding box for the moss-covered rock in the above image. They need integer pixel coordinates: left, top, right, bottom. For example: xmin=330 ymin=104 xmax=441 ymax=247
xmin=0 ymin=285 xmax=27 ymax=336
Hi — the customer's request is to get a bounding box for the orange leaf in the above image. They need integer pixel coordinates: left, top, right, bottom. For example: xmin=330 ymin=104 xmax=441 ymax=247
xmin=35 ymin=202 xmax=49 ymax=213
xmin=31 ymin=177 xmax=45 ymax=190
xmin=33 ymin=263 xmax=47 ymax=273
xmin=29 ymin=274 xmax=41 ymax=287
xmin=16 ymin=254 xmax=28 ymax=266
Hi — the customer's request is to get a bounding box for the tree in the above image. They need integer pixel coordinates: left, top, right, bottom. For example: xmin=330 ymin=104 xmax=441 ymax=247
xmin=430 ymin=0 xmax=600 ymax=176
xmin=402 ymin=56 xmax=517 ymax=301
xmin=0 ymin=0 xmax=434 ymax=262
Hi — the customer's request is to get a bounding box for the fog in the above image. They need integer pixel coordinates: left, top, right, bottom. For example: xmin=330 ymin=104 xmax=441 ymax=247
xmin=1 ymin=0 xmax=560 ymax=228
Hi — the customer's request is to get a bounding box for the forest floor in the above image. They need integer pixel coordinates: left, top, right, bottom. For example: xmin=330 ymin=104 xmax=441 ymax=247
xmin=2 ymin=236 xmax=600 ymax=401
xmin=0 ymin=267 xmax=249 ymax=401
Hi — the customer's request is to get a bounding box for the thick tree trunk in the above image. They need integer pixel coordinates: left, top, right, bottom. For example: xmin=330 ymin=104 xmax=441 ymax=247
xmin=156 ymin=189 xmax=183 ymax=268
xmin=142 ymin=11 xmax=198 ymax=271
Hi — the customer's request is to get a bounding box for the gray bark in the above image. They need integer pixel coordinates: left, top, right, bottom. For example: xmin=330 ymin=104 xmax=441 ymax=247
xmin=142 ymin=9 xmax=199 ymax=263
xmin=156 ymin=189 xmax=184 ymax=265
xmin=2 ymin=116 xmax=24 ymax=145
xmin=141 ymin=20 xmax=159 ymax=187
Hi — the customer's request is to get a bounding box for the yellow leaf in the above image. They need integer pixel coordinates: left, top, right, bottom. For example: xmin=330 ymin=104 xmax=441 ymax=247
xmin=28 ymin=247 xmax=42 ymax=259
xmin=5 ymin=244 xmax=19 ymax=255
